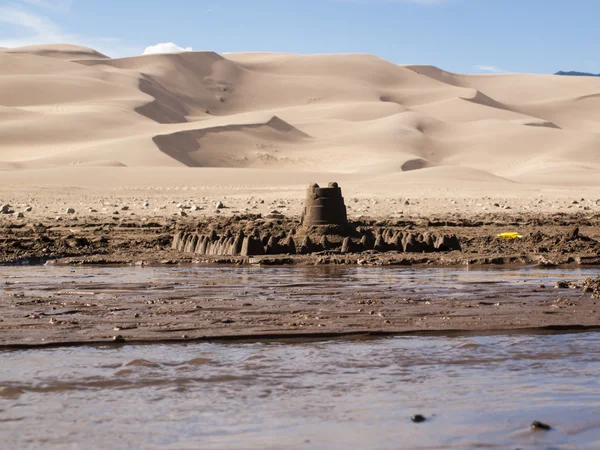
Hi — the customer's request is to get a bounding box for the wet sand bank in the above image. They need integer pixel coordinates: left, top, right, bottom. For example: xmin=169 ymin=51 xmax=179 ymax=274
xmin=2 ymin=208 xmax=600 ymax=349
xmin=2 ymin=265 xmax=599 ymax=349
xmin=2 ymin=211 xmax=600 ymax=266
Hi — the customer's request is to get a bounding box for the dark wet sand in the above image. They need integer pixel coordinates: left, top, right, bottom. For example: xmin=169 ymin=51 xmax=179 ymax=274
xmin=2 ymin=212 xmax=600 ymax=348
xmin=2 ymin=265 xmax=599 ymax=349
xmin=3 ymin=212 xmax=600 ymax=267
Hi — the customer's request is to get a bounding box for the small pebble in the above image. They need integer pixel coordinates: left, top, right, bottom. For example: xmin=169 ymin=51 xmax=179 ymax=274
xmin=531 ymin=420 xmax=551 ymax=431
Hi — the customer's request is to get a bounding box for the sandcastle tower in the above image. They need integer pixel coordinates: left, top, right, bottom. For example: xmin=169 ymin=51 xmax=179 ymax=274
xmin=301 ymin=182 xmax=348 ymax=227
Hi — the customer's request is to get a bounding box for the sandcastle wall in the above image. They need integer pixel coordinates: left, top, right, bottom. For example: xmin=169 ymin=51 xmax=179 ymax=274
xmin=171 ymin=182 xmax=461 ymax=257
xmin=171 ymin=229 xmax=461 ymax=256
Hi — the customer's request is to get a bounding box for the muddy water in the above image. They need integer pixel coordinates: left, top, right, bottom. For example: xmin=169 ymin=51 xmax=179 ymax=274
xmin=2 ymin=264 xmax=600 ymax=303
xmin=1 ymin=267 xmax=600 ymax=449
xmin=1 ymin=334 xmax=600 ymax=449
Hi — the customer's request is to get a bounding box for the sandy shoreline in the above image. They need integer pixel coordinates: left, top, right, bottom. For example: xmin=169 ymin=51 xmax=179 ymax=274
xmin=2 ymin=200 xmax=600 ymax=264
xmin=2 ymin=205 xmax=600 ymax=348
xmin=2 ymin=263 xmax=599 ymax=350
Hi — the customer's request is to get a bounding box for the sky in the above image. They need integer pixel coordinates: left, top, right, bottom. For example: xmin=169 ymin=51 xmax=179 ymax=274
xmin=0 ymin=0 xmax=599 ymax=74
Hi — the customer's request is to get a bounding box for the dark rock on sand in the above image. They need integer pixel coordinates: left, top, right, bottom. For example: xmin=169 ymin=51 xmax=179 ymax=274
xmin=582 ymin=276 xmax=600 ymax=298
xmin=531 ymin=420 xmax=551 ymax=431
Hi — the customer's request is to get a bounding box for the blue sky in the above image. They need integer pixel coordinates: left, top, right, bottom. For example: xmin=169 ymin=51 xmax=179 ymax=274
xmin=0 ymin=0 xmax=598 ymax=74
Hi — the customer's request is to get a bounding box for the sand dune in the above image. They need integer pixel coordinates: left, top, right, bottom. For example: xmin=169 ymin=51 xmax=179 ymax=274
xmin=1 ymin=44 xmax=600 ymax=193
xmin=153 ymin=116 xmax=311 ymax=168
xmin=0 ymin=44 xmax=109 ymax=61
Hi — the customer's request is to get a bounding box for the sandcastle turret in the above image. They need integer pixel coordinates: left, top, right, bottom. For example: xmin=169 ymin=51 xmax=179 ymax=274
xmin=301 ymin=182 xmax=348 ymax=227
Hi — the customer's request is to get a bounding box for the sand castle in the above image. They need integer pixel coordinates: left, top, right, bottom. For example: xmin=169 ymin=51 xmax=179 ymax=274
xmin=171 ymin=182 xmax=461 ymax=257
xmin=301 ymin=182 xmax=348 ymax=227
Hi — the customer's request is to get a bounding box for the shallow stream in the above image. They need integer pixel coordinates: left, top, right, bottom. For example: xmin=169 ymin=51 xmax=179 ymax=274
xmin=1 ymin=266 xmax=600 ymax=449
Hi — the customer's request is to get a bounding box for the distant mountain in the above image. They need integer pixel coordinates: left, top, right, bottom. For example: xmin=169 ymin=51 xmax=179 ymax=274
xmin=555 ymin=71 xmax=600 ymax=77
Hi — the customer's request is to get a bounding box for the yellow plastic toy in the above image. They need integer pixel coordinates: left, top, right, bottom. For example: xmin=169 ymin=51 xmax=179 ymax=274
xmin=497 ymin=232 xmax=523 ymax=239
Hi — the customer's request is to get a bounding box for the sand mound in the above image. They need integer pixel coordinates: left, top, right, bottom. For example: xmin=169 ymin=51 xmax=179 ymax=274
xmin=2 ymin=44 xmax=109 ymax=61
xmin=153 ymin=116 xmax=311 ymax=168
xmin=1 ymin=45 xmax=600 ymax=190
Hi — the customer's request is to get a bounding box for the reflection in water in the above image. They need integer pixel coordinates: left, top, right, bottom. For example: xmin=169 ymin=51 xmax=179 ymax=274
xmin=2 ymin=265 xmax=599 ymax=306
xmin=1 ymin=333 xmax=600 ymax=449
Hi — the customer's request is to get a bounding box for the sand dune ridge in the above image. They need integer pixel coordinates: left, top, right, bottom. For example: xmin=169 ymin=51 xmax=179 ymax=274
xmin=1 ymin=44 xmax=600 ymax=187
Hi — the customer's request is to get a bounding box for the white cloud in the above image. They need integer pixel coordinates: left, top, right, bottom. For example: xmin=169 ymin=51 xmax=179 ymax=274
xmin=0 ymin=4 xmax=140 ymax=57
xmin=21 ymin=0 xmax=73 ymax=13
xmin=143 ymin=43 xmax=193 ymax=55
xmin=475 ymin=65 xmax=505 ymax=73
xmin=0 ymin=6 xmax=70 ymax=46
